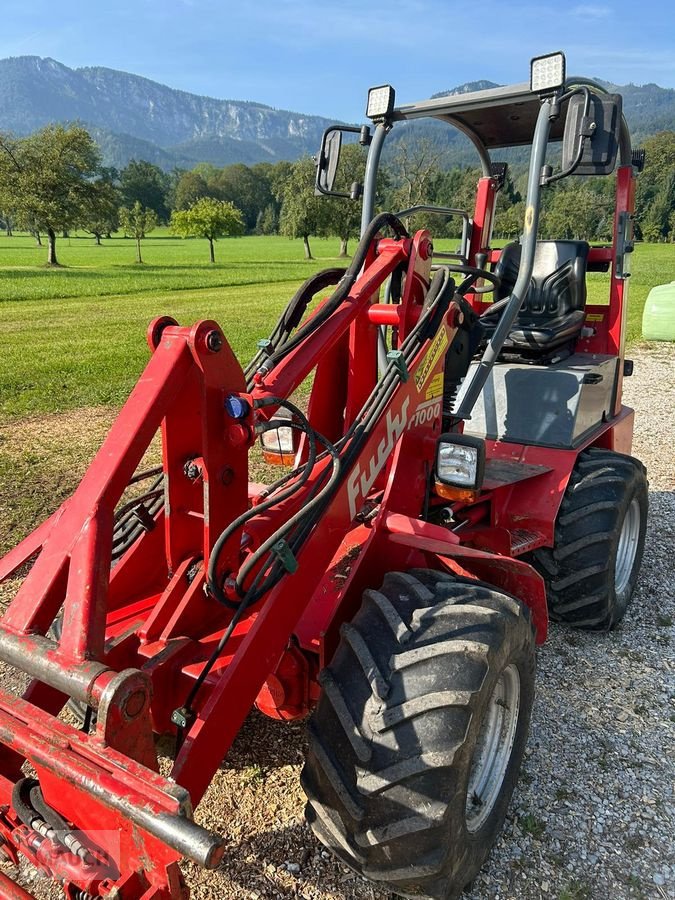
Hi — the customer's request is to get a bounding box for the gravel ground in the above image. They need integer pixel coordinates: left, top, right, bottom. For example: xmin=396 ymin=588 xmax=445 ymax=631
xmin=1 ymin=344 xmax=673 ymax=900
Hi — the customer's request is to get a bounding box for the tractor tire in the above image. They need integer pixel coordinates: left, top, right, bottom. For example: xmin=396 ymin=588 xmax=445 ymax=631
xmin=532 ymin=447 xmax=648 ymax=630
xmin=301 ymin=569 xmax=536 ymax=900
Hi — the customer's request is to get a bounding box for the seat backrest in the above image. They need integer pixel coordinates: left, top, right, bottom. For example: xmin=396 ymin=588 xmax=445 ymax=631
xmin=494 ymin=240 xmax=590 ymax=323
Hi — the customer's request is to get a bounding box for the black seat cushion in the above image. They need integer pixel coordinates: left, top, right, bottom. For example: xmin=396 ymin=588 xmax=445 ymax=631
xmin=483 ymin=240 xmax=590 ymax=353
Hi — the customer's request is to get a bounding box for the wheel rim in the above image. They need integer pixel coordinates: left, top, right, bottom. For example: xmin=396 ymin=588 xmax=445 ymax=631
xmin=465 ymin=664 xmax=521 ymax=833
xmin=615 ymin=497 xmax=641 ymax=596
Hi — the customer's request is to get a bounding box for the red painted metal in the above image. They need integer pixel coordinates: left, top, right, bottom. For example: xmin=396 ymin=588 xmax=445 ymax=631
xmin=0 ymin=164 xmax=637 ymax=897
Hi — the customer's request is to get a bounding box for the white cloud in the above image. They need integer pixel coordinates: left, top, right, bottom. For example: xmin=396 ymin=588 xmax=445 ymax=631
xmin=571 ymin=4 xmax=611 ymax=17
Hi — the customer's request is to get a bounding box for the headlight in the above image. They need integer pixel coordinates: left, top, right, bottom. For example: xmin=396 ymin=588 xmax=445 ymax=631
xmin=435 ymin=434 xmax=485 ymax=496
xmin=260 ymin=410 xmax=296 ymax=466
xmin=530 ymin=51 xmax=566 ymax=95
xmin=366 ymin=84 xmax=395 ymax=120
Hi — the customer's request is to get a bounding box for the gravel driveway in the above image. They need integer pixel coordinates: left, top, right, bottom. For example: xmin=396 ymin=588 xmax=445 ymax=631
xmin=3 ymin=345 xmax=674 ymax=900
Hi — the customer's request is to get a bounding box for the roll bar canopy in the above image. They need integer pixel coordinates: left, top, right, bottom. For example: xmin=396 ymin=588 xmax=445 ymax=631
xmin=389 ymin=76 xmax=632 ymax=167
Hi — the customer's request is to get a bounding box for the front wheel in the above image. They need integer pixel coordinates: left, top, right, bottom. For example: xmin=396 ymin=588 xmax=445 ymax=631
xmin=301 ymin=569 xmax=536 ymax=900
xmin=532 ymin=447 xmax=648 ymax=629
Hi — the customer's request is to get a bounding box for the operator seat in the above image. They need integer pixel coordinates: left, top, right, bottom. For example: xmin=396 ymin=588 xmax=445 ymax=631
xmin=482 ymin=240 xmax=590 ymax=356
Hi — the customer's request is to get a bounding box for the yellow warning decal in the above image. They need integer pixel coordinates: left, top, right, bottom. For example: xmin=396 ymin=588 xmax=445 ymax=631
xmin=426 ymin=372 xmax=444 ymax=400
xmin=415 ymin=330 xmax=449 ymax=391
xmin=585 ymin=313 xmax=604 ymax=322
xmin=524 ymin=205 xmax=534 ymax=233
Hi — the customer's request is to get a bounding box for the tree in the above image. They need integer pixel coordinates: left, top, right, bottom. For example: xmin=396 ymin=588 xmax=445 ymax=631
xmin=279 ymin=157 xmax=327 ymax=259
xmin=388 ymin=137 xmax=442 ymax=228
xmin=82 ymin=179 xmax=121 ymax=245
xmin=494 ymin=200 xmax=525 ymax=240
xmin=170 ymin=197 xmax=244 ymax=263
xmin=119 ymin=201 xmax=158 ymax=263
xmin=212 ymin=163 xmax=274 ymax=232
xmin=0 ymin=211 xmax=13 ymax=237
xmin=541 ymin=183 xmax=612 ymax=240
xmin=173 ymin=170 xmax=210 ymax=211
xmin=635 ymin=132 xmax=675 ymax=239
xmin=119 ymin=160 xmax=171 ymax=221
xmin=255 ymin=204 xmax=278 ymax=235
xmin=0 ymin=125 xmax=100 ymax=265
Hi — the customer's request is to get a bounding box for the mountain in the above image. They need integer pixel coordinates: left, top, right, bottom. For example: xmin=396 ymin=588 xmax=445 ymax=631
xmin=0 ymin=60 xmax=673 ymax=172
xmin=0 ymin=56 xmax=337 ymax=169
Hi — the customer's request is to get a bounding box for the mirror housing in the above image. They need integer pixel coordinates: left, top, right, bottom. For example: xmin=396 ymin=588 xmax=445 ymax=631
xmin=316 ymin=128 xmax=342 ymax=195
xmin=562 ymin=92 xmax=623 ymax=176
xmin=315 ymin=125 xmax=370 ymax=198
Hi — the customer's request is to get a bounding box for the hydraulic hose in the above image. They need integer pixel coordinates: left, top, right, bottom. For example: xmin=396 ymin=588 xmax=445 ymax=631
xmin=244 ymin=267 xmax=346 ymax=387
xmin=206 ymin=398 xmax=319 ymax=608
xmin=259 ymin=213 xmax=408 ymax=373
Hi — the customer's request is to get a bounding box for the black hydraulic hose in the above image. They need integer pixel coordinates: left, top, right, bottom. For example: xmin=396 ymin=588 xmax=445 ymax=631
xmin=234 ymin=430 xmax=341 ymax=595
xmin=244 ymin=268 xmax=347 ymax=385
xmin=29 ymin=782 xmax=71 ymax=840
xmin=11 ymin=778 xmax=37 ymax=830
xmin=284 ymin=268 xmax=456 ymax=558
xmin=206 ymin=398 xmax=318 ymax=608
xmin=261 ymin=213 xmax=409 ymax=372
xmin=176 ymin=429 xmax=340 ymax=733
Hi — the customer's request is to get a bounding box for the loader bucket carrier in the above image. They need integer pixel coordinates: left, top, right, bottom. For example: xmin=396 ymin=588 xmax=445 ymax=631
xmin=0 ymin=52 xmax=648 ymax=899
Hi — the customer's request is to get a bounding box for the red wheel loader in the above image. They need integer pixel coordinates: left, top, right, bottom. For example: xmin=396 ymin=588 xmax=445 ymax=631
xmin=0 ymin=52 xmax=648 ymax=899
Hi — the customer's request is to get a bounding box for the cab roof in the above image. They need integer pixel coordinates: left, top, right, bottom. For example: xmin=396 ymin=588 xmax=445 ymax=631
xmin=392 ymin=81 xmax=571 ymax=149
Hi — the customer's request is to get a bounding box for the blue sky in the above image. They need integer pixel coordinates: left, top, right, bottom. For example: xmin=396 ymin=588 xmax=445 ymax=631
xmin=2 ymin=0 xmax=674 ymax=120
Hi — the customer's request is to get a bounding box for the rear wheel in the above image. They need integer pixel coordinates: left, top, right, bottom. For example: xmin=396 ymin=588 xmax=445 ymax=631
xmin=301 ymin=569 xmax=536 ymax=900
xmin=532 ymin=447 xmax=648 ymax=629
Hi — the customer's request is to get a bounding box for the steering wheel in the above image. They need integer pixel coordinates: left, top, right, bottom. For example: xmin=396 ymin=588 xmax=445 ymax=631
xmin=442 ymin=264 xmax=501 ymax=297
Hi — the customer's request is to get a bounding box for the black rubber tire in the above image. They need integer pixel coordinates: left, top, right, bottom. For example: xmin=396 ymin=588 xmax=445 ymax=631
xmin=301 ymin=569 xmax=536 ymax=900
xmin=531 ymin=447 xmax=648 ymax=630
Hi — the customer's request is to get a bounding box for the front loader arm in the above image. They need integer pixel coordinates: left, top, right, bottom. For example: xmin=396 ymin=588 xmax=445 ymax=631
xmin=0 ymin=222 xmax=465 ymax=898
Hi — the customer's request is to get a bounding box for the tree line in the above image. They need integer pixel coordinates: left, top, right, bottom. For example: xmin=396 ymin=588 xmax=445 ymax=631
xmin=0 ymin=124 xmax=673 ymax=267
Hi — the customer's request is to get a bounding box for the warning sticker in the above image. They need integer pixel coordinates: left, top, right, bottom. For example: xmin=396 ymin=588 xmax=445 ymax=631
xmin=415 ymin=330 xmax=449 ymax=391
xmin=426 ymin=372 xmax=444 ymax=400
xmin=585 ymin=313 xmax=604 ymax=322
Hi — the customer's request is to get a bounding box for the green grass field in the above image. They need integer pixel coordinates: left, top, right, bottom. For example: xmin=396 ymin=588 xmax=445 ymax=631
xmin=0 ymin=231 xmax=672 ymax=420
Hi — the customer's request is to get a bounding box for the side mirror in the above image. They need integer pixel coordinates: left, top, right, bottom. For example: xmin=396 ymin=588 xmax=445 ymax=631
xmin=315 ymin=129 xmax=342 ymax=195
xmin=562 ymin=92 xmax=623 ymax=176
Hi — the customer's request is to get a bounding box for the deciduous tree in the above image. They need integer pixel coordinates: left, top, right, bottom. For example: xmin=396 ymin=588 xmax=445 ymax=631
xmin=174 ymin=171 xmax=210 ymax=211
xmin=170 ymin=197 xmax=244 ymax=263
xmin=0 ymin=124 xmax=100 ymax=265
xmin=279 ymin=157 xmax=327 ymax=259
xmin=119 ymin=201 xmax=158 ymax=264
xmin=82 ymin=178 xmax=121 ymax=245
xmin=120 ymin=160 xmax=171 ymax=222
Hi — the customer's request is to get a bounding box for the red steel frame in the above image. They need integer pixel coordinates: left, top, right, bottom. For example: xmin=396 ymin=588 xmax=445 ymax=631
xmin=0 ymin=161 xmax=637 ymax=898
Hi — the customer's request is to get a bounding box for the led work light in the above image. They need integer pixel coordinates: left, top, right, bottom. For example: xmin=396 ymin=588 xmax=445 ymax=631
xmin=530 ymin=52 xmax=566 ymax=95
xmin=366 ymin=84 xmax=396 ymax=120
xmin=435 ymin=434 xmax=485 ymax=501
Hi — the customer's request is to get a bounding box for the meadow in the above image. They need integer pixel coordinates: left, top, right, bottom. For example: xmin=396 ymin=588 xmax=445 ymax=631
xmin=0 ymin=230 xmax=672 ymax=420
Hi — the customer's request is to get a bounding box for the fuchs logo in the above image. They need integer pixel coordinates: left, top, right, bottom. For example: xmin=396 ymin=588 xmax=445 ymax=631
xmin=347 ymin=397 xmax=410 ymax=519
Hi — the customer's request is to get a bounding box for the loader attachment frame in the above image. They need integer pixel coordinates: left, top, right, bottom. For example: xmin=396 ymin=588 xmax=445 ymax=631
xmin=0 ymin=224 xmax=510 ymax=897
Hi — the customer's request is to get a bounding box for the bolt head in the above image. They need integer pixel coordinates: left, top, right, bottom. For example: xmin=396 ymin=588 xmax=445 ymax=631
xmin=206 ymin=330 xmax=223 ymax=353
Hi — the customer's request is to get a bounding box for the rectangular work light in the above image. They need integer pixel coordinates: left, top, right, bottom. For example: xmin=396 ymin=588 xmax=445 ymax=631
xmin=435 ymin=434 xmax=485 ymax=501
xmin=530 ymin=51 xmax=566 ymax=95
xmin=366 ymin=84 xmax=396 ymax=120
